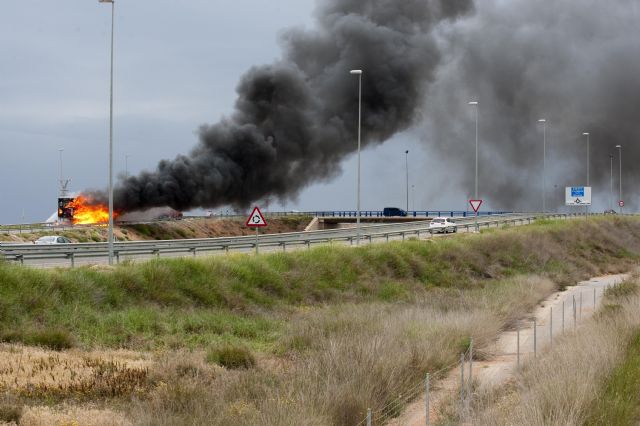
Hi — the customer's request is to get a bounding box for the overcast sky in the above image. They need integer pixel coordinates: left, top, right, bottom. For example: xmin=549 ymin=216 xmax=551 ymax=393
xmin=1 ymin=0 xmax=458 ymax=224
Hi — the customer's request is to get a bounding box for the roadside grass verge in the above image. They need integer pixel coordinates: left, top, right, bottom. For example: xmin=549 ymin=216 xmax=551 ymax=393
xmin=585 ymin=330 xmax=640 ymax=425
xmin=1 ymin=217 xmax=640 ymax=424
xmin=128 ymin=276 xmax=554 ymax=426
xmin=0 ymin=217 xmax=638 ymax=351
xmin=472 ymin=277 xmax=640 ymax=426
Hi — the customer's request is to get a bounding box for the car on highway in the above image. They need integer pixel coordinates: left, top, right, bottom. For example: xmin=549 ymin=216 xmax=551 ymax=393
xmin=429 ymin=217 xmax=457 ymax=234
xmin=604 ymin=209 xmax=617 ymax=215
xmin=383 ymin=207 xmax=408 ymax=217
xmin=34 ymin=236 xmax=72 ymax=245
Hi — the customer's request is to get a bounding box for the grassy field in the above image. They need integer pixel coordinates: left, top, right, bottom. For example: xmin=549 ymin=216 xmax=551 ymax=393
xmin=472 ymin=278 xmax=640 ymax=426
xmin=0 ymin=216 xmax=639 ymax=424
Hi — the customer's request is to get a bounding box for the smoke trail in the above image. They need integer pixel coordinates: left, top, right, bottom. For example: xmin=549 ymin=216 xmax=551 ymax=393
xmin=103 ymin=0 xmax=474 ymax=212
xmin=423 ymin=0 xmax=640 ymax=210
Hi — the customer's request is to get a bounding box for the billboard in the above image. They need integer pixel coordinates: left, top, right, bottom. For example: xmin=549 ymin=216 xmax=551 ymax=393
xmin=565 ymin=187 xmax=591 ymax=206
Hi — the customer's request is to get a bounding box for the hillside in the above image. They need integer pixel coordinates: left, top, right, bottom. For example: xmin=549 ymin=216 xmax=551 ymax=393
xmin=0 ymin=217 xmax=638 ymax=425
xmin=0 ymin=215 xmax=312 ymax=244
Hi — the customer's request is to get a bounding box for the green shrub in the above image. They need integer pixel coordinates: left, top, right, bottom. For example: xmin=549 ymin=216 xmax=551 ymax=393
xmin=0 ymin=404 xmax=21 ymax=423
xmin=1 ymin=328 xmax=74 ymax=350
xmin=206 ymin=345 xmax=256 ymax=369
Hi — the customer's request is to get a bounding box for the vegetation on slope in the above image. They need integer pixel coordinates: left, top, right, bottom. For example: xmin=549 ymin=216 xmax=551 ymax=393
xmin=0 ymin=216 xmax=638 ymax=424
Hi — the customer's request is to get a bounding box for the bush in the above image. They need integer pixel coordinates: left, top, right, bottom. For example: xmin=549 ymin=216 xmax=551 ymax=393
xmin=0 ymin=404 xmax=21 ymax=423
xmin=1 ymin=328 xmax=74 ymax=350
xmin=206 ymin=345 xmax=256 ymax=369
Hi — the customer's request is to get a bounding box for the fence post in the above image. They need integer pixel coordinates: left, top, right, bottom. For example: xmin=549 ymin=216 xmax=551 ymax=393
xmin=425 ymin=373 xmax=430 ymax=426
xmin=467 ymin=338 xmax=473 ymax=414
xmin=573 ymin=294 xmax=576 ymax=330
xmin=460 ymin=352 xmax=465 ymax=420
xmin=516 ymin=328 xmax=520 ymax=368
xmin=549 ymin=307 xmax=553 ymax=347
xmin=533 ymin=318 xmax=537 ymax=357
xmin=367 ymin=408 xmax=372 ymax=426
xmin=580 ymin=292 xmax=583 ymax=321
xmin=282 ymin=242 xmax=286 ymax=252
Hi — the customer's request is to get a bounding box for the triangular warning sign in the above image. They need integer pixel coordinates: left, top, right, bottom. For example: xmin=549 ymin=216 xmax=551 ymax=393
xmin=245 ymin=206 xmax=268 ymax=227
xmin=469 ymin=199 xmax=483 ymax=213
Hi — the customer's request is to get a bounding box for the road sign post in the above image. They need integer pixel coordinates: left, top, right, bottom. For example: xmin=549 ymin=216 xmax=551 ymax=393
xmin=565 ymin=187 xmax=592 ymax=209
xmin=469 ymin=200 xmax=482 ymax=232
xmin=245 ymin=206 xmax=267 ymax=254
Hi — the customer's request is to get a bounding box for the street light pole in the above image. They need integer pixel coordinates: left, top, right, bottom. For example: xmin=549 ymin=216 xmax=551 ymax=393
xmin=468 ymin=101 xmax=479 ymax=229
xmin=405 ymin=150 xmax=409 ymax=212
xmin=538 ymin=119 xmax=547 ymax=212
xmin=583 ymin=132 xmax=590 ymax=217
xmin=582 ymin=133 xmax=590 ymax=186
xmin=411 ymin=184 xmax=415 ymax=211
xmin=609 ymin=154 xmax=614 ymax=211
xmin=616 ymin=145 xmax=622 ymax=213
xmin=350 ymin=69 xmax=363 ymax=244
xmin=58 ymin=148 xmax=64 ymax=192
xmin=468 ymin=102 xmax=479 ymax=200
xmin=100 ymin=0 xmax=115 ymax=264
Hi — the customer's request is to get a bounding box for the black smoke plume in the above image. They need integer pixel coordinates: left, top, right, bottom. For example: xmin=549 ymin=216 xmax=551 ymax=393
xmin=423 ymin=0 xmax=640 ymax=210
xmin=102 ymin=0 xmax=474 ymax=212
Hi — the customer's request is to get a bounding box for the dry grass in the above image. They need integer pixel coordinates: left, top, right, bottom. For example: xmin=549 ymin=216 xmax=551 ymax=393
xmin=20 ymin=405 xmax=131 ymax=426
xmin=472 ymin=277 xmax=640 ymax=426
xmin=127 ymin=275 xmax=554 ymax=425
xmin=0 ymin=345 xmax=150 ymax=399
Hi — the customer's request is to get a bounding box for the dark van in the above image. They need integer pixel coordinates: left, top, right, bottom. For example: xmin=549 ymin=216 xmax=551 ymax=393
xmin=383 ymin=207 xmax=407 ymax=217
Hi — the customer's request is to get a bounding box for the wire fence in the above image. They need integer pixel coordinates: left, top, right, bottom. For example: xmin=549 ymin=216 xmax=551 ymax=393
xmin=355 ymin=280 xmax=621 ymax=425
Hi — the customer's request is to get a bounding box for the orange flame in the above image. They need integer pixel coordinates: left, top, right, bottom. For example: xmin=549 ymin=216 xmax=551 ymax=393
xmin=68 ymin=195 xmax=119 ymax=225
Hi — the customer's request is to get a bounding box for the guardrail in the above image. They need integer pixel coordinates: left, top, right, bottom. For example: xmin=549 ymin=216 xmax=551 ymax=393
xmin=0 ymin=210 xmax=514 ymax=233
xmin=0 ymin=213 xmax=589 ymax=267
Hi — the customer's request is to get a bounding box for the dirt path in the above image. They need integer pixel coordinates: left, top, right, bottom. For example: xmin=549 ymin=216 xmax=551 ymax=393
xmin=388 ymin=273 xmax=629 ymax=426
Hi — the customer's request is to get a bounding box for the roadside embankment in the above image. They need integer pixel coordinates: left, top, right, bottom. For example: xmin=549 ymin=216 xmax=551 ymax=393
xmin=0 ymin=216 xmax=638 ymax=425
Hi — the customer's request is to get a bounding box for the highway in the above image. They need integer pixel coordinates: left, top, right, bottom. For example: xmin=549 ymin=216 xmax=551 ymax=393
xmin=0 ymin=213 xmax=581 ymax=268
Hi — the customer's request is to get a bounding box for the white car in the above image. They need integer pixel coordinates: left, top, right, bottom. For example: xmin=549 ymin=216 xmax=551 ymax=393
xmin=429 ymin=217 xmax=457 ymax=234
xmin=34 ymin=236 xmax=72 ymax=245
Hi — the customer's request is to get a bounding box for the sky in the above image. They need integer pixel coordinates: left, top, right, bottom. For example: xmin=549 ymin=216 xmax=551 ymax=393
xmin=1 ymin=0 xmax=633 ymax=224
xmin=0 ymin=0 xmax=449 ymax=224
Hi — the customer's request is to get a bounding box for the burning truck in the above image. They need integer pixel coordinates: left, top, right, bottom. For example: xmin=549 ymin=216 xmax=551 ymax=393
xmin=57 ymin=195 xmax=113 ymax=225
xmin=57 ymin=196 xmax=181 ymax=225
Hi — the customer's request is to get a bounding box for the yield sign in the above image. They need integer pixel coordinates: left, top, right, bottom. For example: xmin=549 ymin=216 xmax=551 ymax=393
xmin=245 ymin=206 xmax=268 ymax=227
xmin=469 ymin=199 xmax=483 ymax=213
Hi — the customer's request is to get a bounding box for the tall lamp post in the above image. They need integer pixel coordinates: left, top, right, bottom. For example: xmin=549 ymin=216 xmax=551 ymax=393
xmin=616 ymin=145 xmax=623 ymax=213
xmin=538 ymin=119 xmax=547 ymax=212
xmin=609 ymin=154 xmax=614 ymax=211
xmin=405 ymin=150 xmax=409 ymax=212
xmin=350 ymin=69 xmax=363 ymax=244
xmin=583 ymin=132 xmax=590 ymax=217
xmin=468 ymin=101 xmax=479 ymax=229
xmin=582 ymin=133 xmax=590 ymax=186
xmin=468 ymin=102 xmax=479 ymax=200
xmin=100 ymin=0 xmax=115 ymax=265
